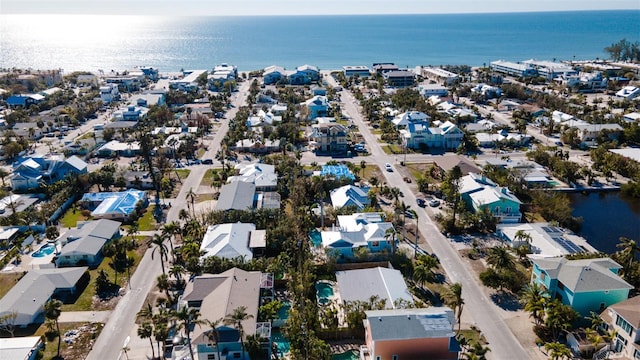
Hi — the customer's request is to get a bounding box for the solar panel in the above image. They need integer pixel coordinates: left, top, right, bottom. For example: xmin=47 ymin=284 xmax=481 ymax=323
xmin=551 ymin=236 xmax=582 ymax=254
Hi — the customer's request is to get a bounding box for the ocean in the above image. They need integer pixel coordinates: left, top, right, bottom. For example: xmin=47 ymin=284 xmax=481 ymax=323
xmin=1 ymin=10 xmax=639 ymax=72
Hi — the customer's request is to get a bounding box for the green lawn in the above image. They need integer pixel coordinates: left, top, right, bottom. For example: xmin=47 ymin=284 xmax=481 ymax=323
xmin=0 ymin=272 xmax=24 ymax=299
xmin=62 ymin=238 xmax=148 ymax=311
xmin=173 ymin=169 xmax=191 ymax=180
xmin=137 ymin=206 xmax=157 ymax=231
xmin=60 ymin=207 xmax=91 ymax=228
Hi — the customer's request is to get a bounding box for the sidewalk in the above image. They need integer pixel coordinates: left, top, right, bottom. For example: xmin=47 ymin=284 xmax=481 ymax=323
xmin=59 ymin=311 xmax=111 ymax=323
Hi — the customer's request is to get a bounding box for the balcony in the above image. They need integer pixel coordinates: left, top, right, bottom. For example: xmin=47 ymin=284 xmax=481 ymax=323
xmin=360 ymin=345 xmax=370 ymax=360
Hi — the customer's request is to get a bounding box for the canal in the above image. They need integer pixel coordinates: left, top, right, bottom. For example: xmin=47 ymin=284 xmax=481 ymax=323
xmin=569 ymin=192 xmax=640 ymax=254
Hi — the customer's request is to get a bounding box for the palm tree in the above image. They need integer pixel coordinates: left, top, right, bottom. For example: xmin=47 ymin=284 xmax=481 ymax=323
xmin=137 ymin=322 xmax=155 ymax=359
xmin=408 ymin=209 xmax=419 ymax=258
xmin=443 ymin=283 xmax=464 ymax=333
xmin=203 ymin=318 xmax=224 ymax=360
xmin=0 ymin=168 xmax=9 ymax=188
xmin=44 ymin=299 xmax=63 ymax=359
xmin=148 ymin=233 xmax=169 ymax=276
xmin=486 ymin=246 xmax=515 ymax=272
xmin=544 ymin=342 xmax=571 ymax=360
xmin=359 ymin=160 xmax=366 ymax=179
xmin=162 ymin=221 xmax=181 ymax=263
xmin=384 ymin=227 xmax=397 ymax=258
xmin=174 ymin=307 xmax=203 ymax=360
xmin=519 ymin=283 xmax=548 ymax=325
xmin=513 ymin=229 xmax=532 ymax=249
xmin=225 ymin=306 xmax=254 ymax=357
xmin=614 ymin=237 xmax=639 ymax=274
xmin=186 ymin=187 xmax=197 ymax=218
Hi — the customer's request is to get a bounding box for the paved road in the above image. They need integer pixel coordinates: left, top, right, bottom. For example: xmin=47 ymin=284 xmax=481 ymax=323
xmin=87 ymin=81 xmax=252 ymax=360
xmin=325 ymin=74 xmax=532 ymax=360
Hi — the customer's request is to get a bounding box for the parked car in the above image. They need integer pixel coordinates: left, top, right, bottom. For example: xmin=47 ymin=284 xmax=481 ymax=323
xmin=202 ymin=159 xmax=213 ymax=164
xmin=385 ymin=163 xmax=393 ymax=172
xmin=416 ymin=198 xmax=426 ymax=207
xmin=428 ymin=199 xmax=441 ymax=207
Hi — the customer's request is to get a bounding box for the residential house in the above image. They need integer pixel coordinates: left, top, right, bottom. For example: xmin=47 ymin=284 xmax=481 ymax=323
xmin=123 ymin=171 xmax=155 ymax=190
xmin=330 ymin=185 xmax=370 ymax=210
xmin=263 ymin=65 xmax=286 ymax=85
xmin=320 ymin=212 xmax=394 ymax=260
xmin=623 ymin=112 xmax=640 ymax=123
xmin=336 ymin=267 xmax=413 ymax=308
xmin=616 ymin=86 xmax=640 ymax=101
xmin=228 ymin=163 xmax=278 ymax=191
xmin=96 ymin=140 xmax=141 ymax=157
xmin=0 ymin=336 xmax=43 ymax=360
xmin=372 ymin=63 xmax=399 ymax=75
xmin=6 ymin=94 xmax=45 ymax=108
xmin=128 ymin=93 xmax=164 ymax=108
xmin=392 ymin=111 xmax=430 ymax=127
xmin=179 ymin=268 xmax=261 ymax=360
xmin=0 ymin=194 xmax=39 ymax=218
xmin=572 ymin=123 xmax=623 ymax=147
xmin=199 ymin=223 xmax=265 ymax=261
xmin=383 ymin=70 xmax=415 ymax=87
xmin=80 ymin=189 xmax=148 ymax=221
xmin=433 ymin=154 xmax=482 ymax=177
xmin=530 ymin=257 xmax=633 ymax=316
xmin=99 ymin=83 xmax=120 ymax=103
xmin=417 ymin=84 xmax=449 ymax=97
xmin=289 ymin=64 xmax=319 ymax=85
xmin=215 ymin=181 xmax=280 ymax=211
xmin=246 ymin=109 xmax=282 ymax=128
xmin=56 ymin=219 xmax=122 ymax=267
xmin=458 ymin=173 xmax=522 ymax=223
xmin=0 ymin=267 xmax=88 ymax=326
xmin=399 ymin=120 xmax=463 ymax=151
xmin=599 ymin=296 xmax=640 ymax=359
xmin=318 ymin=164 xmax=355 ymax=181
xmin=308 ymin=123 xmax=348 ymax=154
xmin=496 ymin=223 xmax=597 ymax=257
xmin=474 ymin=130 xmax=531 ymax=148
xmin=11 ymin=154 xmax=88 ymax=191
xmin=11 ymin=122 xmax=43 ymax=140
xmin=113 ymin=105 xmax=148 ymax=122
xmin=169 ymin=69 xmax=207 ymax=91
xmin=471 ymin=84 xmax=503 ymax=99
xmin=303 ymin=95 xmax=329 ymax=120
xmin=483 ymin=159 xmax=552 ymax=188
xmin=232 ymin=138 xmax=281 ymax=154
xmin=361 ymin=308 xmax=459 ymax=360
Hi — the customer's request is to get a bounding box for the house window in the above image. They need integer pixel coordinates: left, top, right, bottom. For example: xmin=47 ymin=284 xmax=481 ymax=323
xmin=599 ymin=303 xmax=606 ymax=311
xmin=371 ymin=241 xmax=379 ymax=247
xmin=207 ymin=355 xmax=215 ymax=360
xmin=392 ymin=356 xmax=399 ymax=360
xmin=375 ymin=357 xmax=381 ymax=360
xmin=616 ymin=315 xmax=633 ymax=335
xmin=233 ymin=353 xmax=241 ymax=358
xmin=505 ymin=207 xmax=512 ymax=214
xmin=557 ymin=281 xmax=564 ymax=290
xmin=634 ymin=349 xmax=640 ymax=359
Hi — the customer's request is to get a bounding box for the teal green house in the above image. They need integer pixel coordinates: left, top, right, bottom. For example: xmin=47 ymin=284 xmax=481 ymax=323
xmin=530 ymin=257 xmax=633 ymax=316
xmin=458 ymin=173 xmax=522 ymax=223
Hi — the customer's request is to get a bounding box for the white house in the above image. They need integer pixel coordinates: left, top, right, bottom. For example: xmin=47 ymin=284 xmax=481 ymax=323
xmin=496 ymin=222 xmax=597 ymax=257
xmin=422 ymin=67 xmax=460 ymax=85
xmin=600 ymin=296 xmax=640 ymax=359
xmin=56 ymin=219 xmax=122 ymax=267
xmin=400 ymin=120 xmax=463 ymax=150
xmin=330 ymin=185 xmax=370 ymax=210
xmin=616 ymin=86 xmax=640 ymax=100
xmin=228 ymin=162 xmax=278 ymax=191
xmin=392 ymin=111 xmax=430 ymax=127
xmin=303 ymin=95 xmax=329 ymax=120
xmin=263 ymin=65 xmax=287 ymax=85
xmin=99 ymin=83 xmax=119 ymax=103
xmin=321 ymin=213 xmax=394 ymax=260
xmin=418 ymin=84 xmax=449 ymax=97
xmin=199 ymin=223 xmax=265 ymax=261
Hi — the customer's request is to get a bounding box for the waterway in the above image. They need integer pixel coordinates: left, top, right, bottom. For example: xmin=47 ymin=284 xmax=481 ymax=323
xmin=569 ymin=192 xmax=640 ymax=255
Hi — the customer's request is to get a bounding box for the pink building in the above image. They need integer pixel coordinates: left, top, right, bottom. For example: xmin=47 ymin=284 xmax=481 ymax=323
xmin=361 ymin=308 xmax=459 ymax=360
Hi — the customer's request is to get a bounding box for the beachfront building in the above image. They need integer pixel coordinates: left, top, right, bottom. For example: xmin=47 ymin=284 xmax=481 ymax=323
xmin=459 ymin=173 xmax=522 ymax=223
xmin=599 ymin=296 xmax=640 ymax=359
xmin=80 ymin=189 xmax=148 ymax=221
xmin=490 ymin=60 xmax=537 ymax=78
xmin=329 ymin=184 xmax=370 ymax=210
xmin=616 ymin=86 xmax=640 ymax=101
xmin=320 ymin=212 xmax=394 ymax=260
xmin=336 ymin=267 xmax=413 ymax=308
xmin=422 ymin=67 xmax=460 ymax=85
xmin=0 ymin=267 xmax=88 ymax=327
xmin=6 ymin=94 xmax=45 ymax=108
xmin=399 ymin=120 xmax=464 ymax=151
xmin=169 ymin=69 xmax=207 ymax=91
xmin=530 ymin=257 xmax=633 ymax=316
xmin=343 ymin=65 xmax=371 ymax=78
xmin=11 ymin=154 xmax=88 ymax=192
xmin=522 ymin=59 xmax=577 ymax=80
xmin=199 ymin=223 xmax=265 ymax=261
xmin=384 ymin=70 xmax=415 ymax=87
xmin=289 ymin=64 xmax=319 ymax=85
xmin=178 ymin=268 xmax=261 ymax=360
xmin=307 ymin=123 xmax=348 ymax=154
xmin=496 ymin=223 xmax=596 ymax=257
xmin=372 ymin=63 xmax=399 ymax=75
xmin=263 ymin=65 xmax=287 ymax=85
xmin=361 ymin=308 xmax=459 ymax=360
xmin=99 ymin=83 xmax=120 ymax=103
xmin=56 ymin=219 xmax=122 ymax=267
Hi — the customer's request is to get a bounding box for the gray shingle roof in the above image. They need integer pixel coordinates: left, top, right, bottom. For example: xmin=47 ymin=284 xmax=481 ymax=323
xmin=533 ymin=257 xmax=632 ymax=292
xmin=365 ymin=308 xmax=455 ymax=341
xmin=59 ymin=219 xmax=121 ymax=257
xmin=336 ymin=267 xmax=413 ymax=307
xmin=215 ymin=182 xmax=255 ymax=211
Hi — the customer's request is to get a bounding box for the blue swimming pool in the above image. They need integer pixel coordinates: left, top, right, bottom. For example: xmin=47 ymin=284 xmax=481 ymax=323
xmin=309 ymin=229 xmax=322 ymax=247
xmin=316 ymin=281 xmax=334 ymax=303
xmin=32 ymin=243 xmax=56 ymax=258
xmin=271 ymin=330 xmax=290 ymax=356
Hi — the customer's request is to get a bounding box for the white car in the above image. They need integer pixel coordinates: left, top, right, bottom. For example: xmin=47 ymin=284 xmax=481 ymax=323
xmin=384 ymin=163 xmax=393 ymax=172
xmin=428 ymin=199 xmax=441 ymax=207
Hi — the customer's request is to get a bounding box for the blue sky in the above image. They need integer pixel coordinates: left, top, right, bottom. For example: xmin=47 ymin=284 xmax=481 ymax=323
xmin=2 ymin=0 xmax=638 ymax=15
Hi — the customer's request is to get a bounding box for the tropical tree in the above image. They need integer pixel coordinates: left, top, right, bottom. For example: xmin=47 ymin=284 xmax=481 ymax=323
xmin=225 ymin=306 xmax=254 ymax=357
xmin=519 ymin=283 xmax=548 ymax=325
xmin=148 ymin=233 xmax=169 ymax=276
xmin=186 ymin=187 xmax=197 ymax=218
xmin=440 ymin=165 xmax=463 ymax=231
xmin=443 ymin=283 xmax=464 ymax=333
xmin=203 ymin=318 xmax=224 ymax=360
xmin=486 ymin=246 xmax=516 ymax=272
xmin=544 ymin=341 xmax=572 ymax=360
xmin=44 ymin=299 xmax=63 ymax=359
xmin=544 ymin=299 xmax=578 ymax=340
xmin=174 ymin=307 xmax=203 ymax=360
xmin=408 ymin=209 xmax=419 ymax=258
xmin=137 ymin=322 xmax=156 ymax=359
xmin=384 ymin=227 xmax=397 ymax=258
xmin=513 ymin=229 xmax=532 ymax=249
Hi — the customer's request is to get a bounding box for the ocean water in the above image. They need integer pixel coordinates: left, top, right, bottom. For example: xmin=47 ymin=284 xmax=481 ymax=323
xmin=1 ymin=10 xmax=639 ymax=72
